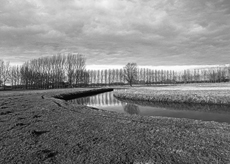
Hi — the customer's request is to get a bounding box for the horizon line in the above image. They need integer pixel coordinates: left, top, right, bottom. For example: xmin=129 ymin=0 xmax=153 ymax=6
xmin=86 ymin=64 xmax=230 ymax=71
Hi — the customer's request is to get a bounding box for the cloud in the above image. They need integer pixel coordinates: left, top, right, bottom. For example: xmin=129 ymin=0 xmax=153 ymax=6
xmin=0 ymin=0 xmax=230 ymax=66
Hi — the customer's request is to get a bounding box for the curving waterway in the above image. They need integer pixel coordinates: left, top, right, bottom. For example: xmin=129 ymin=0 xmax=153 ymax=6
xmin=69 ymin=90 xmax=230 ymax=124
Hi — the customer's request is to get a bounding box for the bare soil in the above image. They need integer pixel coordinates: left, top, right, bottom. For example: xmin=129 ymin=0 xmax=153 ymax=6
xmin=0 ymin=88 xmax=230 ymax=164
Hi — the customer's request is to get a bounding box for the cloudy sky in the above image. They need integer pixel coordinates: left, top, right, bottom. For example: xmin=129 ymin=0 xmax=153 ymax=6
xmin=0 ymin=0 xmax=230 ymax=67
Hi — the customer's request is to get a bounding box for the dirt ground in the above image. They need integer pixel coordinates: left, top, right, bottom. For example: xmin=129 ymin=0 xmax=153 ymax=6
xmin=0 ymin=88 xmax=230 ymax=164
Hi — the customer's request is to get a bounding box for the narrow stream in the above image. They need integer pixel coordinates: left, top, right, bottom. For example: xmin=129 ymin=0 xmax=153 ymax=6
xmin=69 ymin=90 xmax=230 ymax=124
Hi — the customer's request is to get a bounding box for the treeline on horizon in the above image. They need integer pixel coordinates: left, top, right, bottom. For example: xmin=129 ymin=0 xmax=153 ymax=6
xmin=0 ymin=53 xmax=230 ymax=90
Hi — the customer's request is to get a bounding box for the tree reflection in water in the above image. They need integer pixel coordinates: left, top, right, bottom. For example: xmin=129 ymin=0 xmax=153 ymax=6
xmin=123 ymin=103 xmax=140 ymax=115
xmin=117 ymin=98 xmax=230 ymax=114
xmin=69 ymin=91 xmax=122 ymax=106
xmin=69 ymin=96 xmax=90 ymax=105
xmin=68 ymin=91 xmax=230 ymax=123
xmin=68 ymin=91 xmax=230 ymax=115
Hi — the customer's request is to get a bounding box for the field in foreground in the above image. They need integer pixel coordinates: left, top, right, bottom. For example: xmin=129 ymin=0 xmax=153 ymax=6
xmin=0 ymin=87 xmax=230 ymax=163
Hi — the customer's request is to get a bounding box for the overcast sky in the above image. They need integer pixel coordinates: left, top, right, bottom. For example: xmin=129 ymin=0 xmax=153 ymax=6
xmin=0 ymin=0 xmax=230 ymax=67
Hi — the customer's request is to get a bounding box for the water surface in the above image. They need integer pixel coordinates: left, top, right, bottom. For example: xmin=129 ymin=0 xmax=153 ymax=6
xmin=69 ymin=90 xmax=230 ymax=124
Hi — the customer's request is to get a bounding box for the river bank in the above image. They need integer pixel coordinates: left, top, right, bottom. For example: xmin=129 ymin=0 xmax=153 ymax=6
xmin=114 ymin=85 xmax=230 ymax=105
xmin=0 ymin=88 xmax=230 ymax=163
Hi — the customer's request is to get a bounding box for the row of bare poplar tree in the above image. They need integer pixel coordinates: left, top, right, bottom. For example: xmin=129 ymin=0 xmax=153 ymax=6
xmin=0 ymin=53 xmax=87 ymax=89
xmin=1 ymin=54 xmax=230 ymax=90
xmin=88 ymin=66 xmax=230 ymax=85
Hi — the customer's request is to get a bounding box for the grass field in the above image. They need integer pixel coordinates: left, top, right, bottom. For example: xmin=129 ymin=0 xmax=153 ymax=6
xmin=0 ymin=86 xmax=230 ymax=163
xmin=114 ymin=83 xmax=230 ymax=105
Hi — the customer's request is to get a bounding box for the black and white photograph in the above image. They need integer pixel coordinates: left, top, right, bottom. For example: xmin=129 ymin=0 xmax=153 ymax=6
xmin=0 ymin=0 xmax=230 ymax=163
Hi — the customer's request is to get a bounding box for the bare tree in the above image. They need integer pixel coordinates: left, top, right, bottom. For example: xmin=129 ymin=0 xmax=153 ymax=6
xmin=65 ymin=53 xmax=75 ymax=87
xmin=123 ymin=63 xmax=138 ymax=86
xmin=0 ymin=60 xmax=10 ymax=89
xmin=74 ymin=54 xmax=86 ymax=86
xmin=9 ymin=66 xmax=17 ymax=89
xmin=0 ymin=60 xmax=3 ymax=87
xmin=64 ymin=53 xmax=85 ymax=87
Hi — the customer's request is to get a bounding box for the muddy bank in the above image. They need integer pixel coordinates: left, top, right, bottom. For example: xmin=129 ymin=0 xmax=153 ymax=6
xmin=53 ymin=88 xmax=113 ymax=100
xmin=0 ymin=88 xmax=230 ymax=163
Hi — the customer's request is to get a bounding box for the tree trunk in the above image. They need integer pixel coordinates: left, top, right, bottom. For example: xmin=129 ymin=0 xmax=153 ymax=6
xmin=129 ymin=81 xmax=132 ymax=87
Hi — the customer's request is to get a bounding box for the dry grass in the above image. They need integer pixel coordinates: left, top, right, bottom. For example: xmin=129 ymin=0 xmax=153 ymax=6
xmin=0 ymin=87 xmax=230 ymax=163
xmin=114 ymin=84 xmax=230 ymax=105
